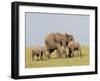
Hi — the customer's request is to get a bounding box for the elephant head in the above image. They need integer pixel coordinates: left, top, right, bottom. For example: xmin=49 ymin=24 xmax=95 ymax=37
xmin=65 ymin=33 xmax=74 ymax=45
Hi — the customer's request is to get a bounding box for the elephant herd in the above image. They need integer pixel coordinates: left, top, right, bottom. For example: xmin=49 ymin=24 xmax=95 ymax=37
xmin=31 ymin=32 xmax=82 ymax=61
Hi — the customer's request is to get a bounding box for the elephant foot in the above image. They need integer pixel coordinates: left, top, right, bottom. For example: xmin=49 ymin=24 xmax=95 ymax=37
xmin=65 ymin=55 xmax=68 ymax=58
xmin=58 ymin=57 xmax=62 ymax=58
xmin=43 ymin=58 xmax=47 ymax=61
xmin=37 ymin=59 xmax=40 ymax=61
xmin=47 ymin=55 xmax=50 ymax=59
xmin=58 ymin=55 xmax=63 ymax=58
xmin=40 ymin=57 xmax=44 ymax=60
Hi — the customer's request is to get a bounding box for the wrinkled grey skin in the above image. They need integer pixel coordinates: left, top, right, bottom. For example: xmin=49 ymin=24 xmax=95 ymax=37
xmin=31 ymin=45 xmax=47 ymax=61
xmin=64 ymin=34 xmax=74 ymax=58
xmin=45 ymin=32 xmax=74 ymax=58
xmin=67 ymin=41 xmax=82 ymax=57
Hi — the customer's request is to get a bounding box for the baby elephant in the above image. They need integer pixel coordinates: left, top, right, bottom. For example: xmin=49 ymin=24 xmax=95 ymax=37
xmin=31 ymin=45 xmax=47 ymax=61
xmin=67 ymin=41 xmax=82 ymax=57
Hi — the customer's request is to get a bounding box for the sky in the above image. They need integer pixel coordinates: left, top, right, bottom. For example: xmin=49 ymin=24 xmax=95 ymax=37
xmin=25 ymin=12 xmax=89 ymax=47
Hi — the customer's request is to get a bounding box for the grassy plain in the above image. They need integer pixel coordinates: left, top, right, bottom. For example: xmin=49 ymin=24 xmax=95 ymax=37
xmin=25 ymin=46 xmax=89 ymax=68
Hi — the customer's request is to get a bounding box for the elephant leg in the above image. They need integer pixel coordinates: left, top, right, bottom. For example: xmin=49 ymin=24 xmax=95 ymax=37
xmin=62 ymin=46 xmax=66 ymax=58
xmin=44 ymin=51 xmax=47 ymax=60
xmin=56 ymin=49 xmax=61 ymax=58
xmin=65 ymin=53 xmax=68 ymax=58
xmin=32 ymin=54 xmax=35 ymax=61
xmin=58 ymin=48 xmax=63 ymax=58
xmin=65 ymin=47 xmax=68 ymax=58
xmin=43 ymin=54 xmax=46 ymax=60
xmin=40 ymin=55 xmax=43 ymax=60
xmin=56 ymin=43 xmax=63 ymax=58
xmin=68 ymin=48 xmax=72 ymax=57
xmin=41 ymin=52 xmax=46 ymax=60
xmin=40 ymin=52 xmax=44 ymax=60
xmin=47 ymin=49 xmax=51 ymax=59
xmin=48 ymin=48 xmax=56 ymax=59
xmin=71 ymin=49 xmax=74 ymax=57
xmin=79 ymin=49 xmax=82 ymax=57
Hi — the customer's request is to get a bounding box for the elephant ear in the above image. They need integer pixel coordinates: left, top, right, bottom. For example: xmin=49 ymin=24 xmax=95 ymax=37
xmin=52 ymin=33 xmax=58 ymax=43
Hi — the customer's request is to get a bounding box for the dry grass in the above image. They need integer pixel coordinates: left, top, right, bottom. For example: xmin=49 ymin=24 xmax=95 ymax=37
xmin=25 ymin=46 xmax=89 ymax=68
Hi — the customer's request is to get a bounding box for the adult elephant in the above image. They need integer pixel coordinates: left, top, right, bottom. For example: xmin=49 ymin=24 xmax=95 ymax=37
xmin=45 ymin=32 xmax=74 ymax=58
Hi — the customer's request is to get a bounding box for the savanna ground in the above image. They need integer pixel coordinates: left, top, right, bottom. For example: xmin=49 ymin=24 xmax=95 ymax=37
xmin=25 ymin=46 xmax=89 ymax=68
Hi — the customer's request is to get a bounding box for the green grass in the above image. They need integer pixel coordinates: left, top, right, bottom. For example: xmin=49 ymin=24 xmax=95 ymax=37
xmin=25 ymin=46 xmax=89 ymax=68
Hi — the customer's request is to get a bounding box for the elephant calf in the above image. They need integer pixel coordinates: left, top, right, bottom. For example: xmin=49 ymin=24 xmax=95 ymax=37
xmin=31 ymin=45 xmax=47 ymax=61
xmin=67 ymin=41 xmax=82 ymax=57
